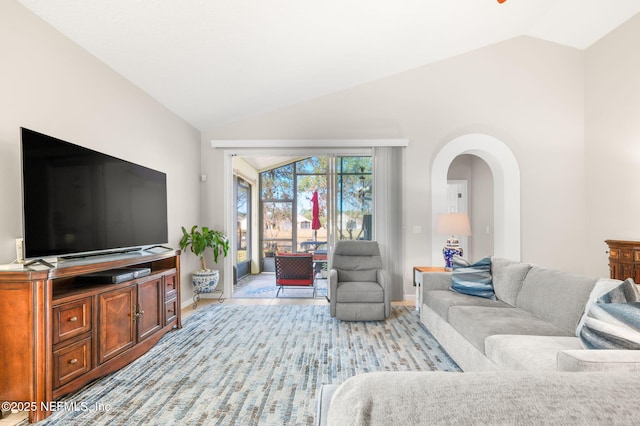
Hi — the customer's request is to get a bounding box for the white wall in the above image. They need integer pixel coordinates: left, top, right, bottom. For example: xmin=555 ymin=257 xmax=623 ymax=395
xmin=202 ymin=35 xmax=587 ymax=298
xmin=585 ymin=13 xmax=640 ymax=277
xmin=0 ymin=1 xmax=202 ymax=306
xmin=469 ymin=157 xmax=494 ymax=260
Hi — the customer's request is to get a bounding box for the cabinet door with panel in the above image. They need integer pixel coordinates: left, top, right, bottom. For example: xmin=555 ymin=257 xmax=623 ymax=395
xmin=136 ymin=276 xmax=163 ymax=342
xmin=98 ymin=285 xmax=136 ymax=365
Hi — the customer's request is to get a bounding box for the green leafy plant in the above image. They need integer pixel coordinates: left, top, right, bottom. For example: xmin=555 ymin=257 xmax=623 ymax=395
xmin=179 ymin=225 xmax=229 ymax=271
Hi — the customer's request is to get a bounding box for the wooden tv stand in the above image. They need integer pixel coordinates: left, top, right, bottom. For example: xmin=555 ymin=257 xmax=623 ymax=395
xmin=0 ymin=249 xmax=181 ymax=423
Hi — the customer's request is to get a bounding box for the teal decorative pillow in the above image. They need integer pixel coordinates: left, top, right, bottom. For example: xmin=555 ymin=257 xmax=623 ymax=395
xmin=579 ymin=278 xmax=640 ymax=349
xmin=450 ymin=256 xmax=495 ymax=300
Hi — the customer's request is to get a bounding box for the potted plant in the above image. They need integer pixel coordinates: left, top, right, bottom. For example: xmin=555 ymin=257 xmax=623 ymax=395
xmin=179 ymin=225 xmax=229 ymax=294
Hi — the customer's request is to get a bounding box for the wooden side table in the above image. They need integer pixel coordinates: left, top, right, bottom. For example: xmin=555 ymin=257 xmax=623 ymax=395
xmin=413 ymin=266 xmax=448 ymax=311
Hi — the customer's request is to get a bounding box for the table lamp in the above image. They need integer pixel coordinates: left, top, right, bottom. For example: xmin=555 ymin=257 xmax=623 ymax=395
xmin=436 ymin=213 xmax=472 ymax=270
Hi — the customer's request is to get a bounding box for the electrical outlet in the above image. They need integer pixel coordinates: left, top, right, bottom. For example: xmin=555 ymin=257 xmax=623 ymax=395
xmin=16 ymin=238 xmax=24 ymax=263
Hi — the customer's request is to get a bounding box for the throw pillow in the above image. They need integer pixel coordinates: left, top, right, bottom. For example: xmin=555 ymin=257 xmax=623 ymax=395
xmin=450 ymin=256 xmax=495 ymax=300
xmin=579 ymin=278 xmax=640 ymax=350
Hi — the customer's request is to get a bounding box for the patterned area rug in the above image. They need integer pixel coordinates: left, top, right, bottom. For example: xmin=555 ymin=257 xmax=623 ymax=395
xmin=234 ymin=272 xmax=328 ymax=299
xmin=40 ymin=305 xmax=459 ymax=425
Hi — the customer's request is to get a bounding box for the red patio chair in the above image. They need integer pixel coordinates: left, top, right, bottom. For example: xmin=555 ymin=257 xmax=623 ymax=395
xmin=274 ymin=253 xmax=315 ymax=298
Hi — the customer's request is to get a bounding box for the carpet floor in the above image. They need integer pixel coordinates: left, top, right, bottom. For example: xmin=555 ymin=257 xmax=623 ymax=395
xmin=39 ymin=304 xmax=460 ymax=426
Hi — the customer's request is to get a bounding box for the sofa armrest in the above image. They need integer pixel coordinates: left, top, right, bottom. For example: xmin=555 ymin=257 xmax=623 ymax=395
xmin=422 ymin=271 xmax=452 ymax=291
xmin=329 ymin=269 xmax=338 ymax=316
xmin=315 ymin=384 xmax=339 ymax=426
xmin=377 ymin=269 xmax=391 ymax=318
xmin=557 ymin=349 xmax=640 ymax=372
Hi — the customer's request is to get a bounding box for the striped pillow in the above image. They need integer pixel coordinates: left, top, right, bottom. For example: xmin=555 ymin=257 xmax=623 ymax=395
xmin=579 ymin=278 xmax=640 ymax=350
xmin=450 ymin=256 xmax=495 ymax=300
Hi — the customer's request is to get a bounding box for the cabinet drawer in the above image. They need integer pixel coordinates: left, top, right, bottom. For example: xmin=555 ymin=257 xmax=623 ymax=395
xmin=53 ymin=338 xmax=91 ymax=388
xmin=165 ymin=273 xmax=177 ymax=298
xmin=609 ymin=248 xmax=619 ymax=259
xmin=635 ymin=251 xmax=640 ymax=262
xmin=165 ymin=298 xmax=178 ymax=325
xmin=53 ymin=298 xmax=92 ymax=344
xmin=620 ymin=249 xmax=633 ymax=261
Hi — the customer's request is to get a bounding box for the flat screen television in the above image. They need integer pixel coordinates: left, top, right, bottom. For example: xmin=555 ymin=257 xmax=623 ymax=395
xmin=21 ymin=127 xmax=168 ymax=260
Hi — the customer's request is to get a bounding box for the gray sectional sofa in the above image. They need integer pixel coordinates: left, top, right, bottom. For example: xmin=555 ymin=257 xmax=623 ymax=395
xmin=317 ymin=258 xmax=640 ymax=425
xmin=421 ymin=257 xmax=640 ymax=372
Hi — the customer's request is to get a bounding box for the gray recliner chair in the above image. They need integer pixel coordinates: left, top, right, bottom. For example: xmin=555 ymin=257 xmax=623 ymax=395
xmin=329 ymin=240 xmax=390 ymax=321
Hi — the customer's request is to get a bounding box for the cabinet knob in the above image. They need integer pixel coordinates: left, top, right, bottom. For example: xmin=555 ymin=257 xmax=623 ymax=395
xmin=134 ymin=310 xmax=145 ymax=318
xmin=69 ymin=358 xmax=78 ymax=365
xmin=69 ymin=316 xmax=78 ymax=322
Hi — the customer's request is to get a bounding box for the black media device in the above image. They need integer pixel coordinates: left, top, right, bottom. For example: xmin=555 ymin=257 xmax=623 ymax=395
xmin=76 ymin=267 xmax=152 ymax=285
xmin=20 ymin=127 xmax=168 ymax=260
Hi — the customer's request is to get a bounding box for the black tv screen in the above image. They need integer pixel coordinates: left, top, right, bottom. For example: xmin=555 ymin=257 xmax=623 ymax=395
xmin=21 ymin=127 xmax=168 ymax=259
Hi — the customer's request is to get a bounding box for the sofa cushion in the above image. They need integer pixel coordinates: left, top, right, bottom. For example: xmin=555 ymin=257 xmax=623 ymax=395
xmin=425 ymin=290 xmax=511 ymax=321
xmin=332 ymin=241 xmax=382 ymax=272
xmin=485 ymin=335 xmax=584 ymax=371
xmin=336 ymin=281 xmax=384 ymax=303
xmin=448 ymin=306 xmax=570 ymax=354
xmin=451 ymin=256 xmax=495 ymax=299
xmin=516 ymin=266 xmax=597 ymax=334
xmin=579 ymin=278 xmax=640 ymax=349
xmin=491 ymin=257 xmax=532 ymax=306
xmin=337 ymin=269 xmax=377 ymax=282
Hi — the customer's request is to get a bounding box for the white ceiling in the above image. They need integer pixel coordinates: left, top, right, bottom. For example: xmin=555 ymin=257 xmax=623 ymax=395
xmin=17 ymin=0 xmax=640 ymax=132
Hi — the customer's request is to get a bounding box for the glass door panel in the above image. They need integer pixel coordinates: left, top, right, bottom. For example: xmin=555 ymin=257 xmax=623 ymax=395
xmin=336 ymin=157 xmax=373 ymax=241
xmin=235 ymin=176 xmax=251 ymax=280
xmin=295 ymin=157 xmax=327 ymax=252
xmin=262 ymin=201 xmax=293 ymax=255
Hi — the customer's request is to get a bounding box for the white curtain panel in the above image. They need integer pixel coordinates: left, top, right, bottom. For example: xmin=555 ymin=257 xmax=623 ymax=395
xmin=374 ymin=146 xmax=405 ymax=301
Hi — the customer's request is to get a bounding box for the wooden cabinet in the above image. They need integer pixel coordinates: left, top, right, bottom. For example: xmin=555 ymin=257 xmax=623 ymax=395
xmin=0 ymin=250 xmax=181 ymax=423
xmin=136 ymin=276 xmax=164 ymax=342
xmin=98 ymin=285 xmax=136 ymax=364
xmin=605 ymin=240 xmax=640 ymax=282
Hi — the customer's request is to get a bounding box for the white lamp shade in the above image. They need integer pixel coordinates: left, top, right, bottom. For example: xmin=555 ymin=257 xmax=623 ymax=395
xmin=436 ymin=213 xmax=472 ymax=236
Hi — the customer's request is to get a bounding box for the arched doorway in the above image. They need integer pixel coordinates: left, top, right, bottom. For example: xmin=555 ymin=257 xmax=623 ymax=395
xmin=431 ymin=134 xmax=521 ymax=264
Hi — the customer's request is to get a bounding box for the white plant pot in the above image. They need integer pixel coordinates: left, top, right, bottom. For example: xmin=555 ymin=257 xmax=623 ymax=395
xmin=192 ymin=269 xmax=220 ymax=293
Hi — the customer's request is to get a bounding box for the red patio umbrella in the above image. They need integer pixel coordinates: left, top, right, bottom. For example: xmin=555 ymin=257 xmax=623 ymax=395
xmin=311 ymin=190 xmax=321 ymax=240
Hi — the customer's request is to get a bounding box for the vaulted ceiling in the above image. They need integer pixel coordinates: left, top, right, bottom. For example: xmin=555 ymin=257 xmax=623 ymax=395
xmin=18 ymin=0 xmax=640 ymax=132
